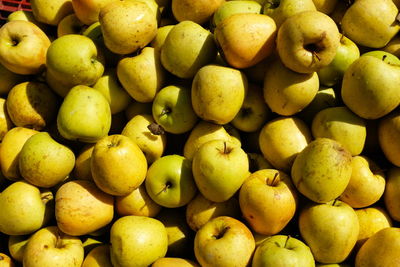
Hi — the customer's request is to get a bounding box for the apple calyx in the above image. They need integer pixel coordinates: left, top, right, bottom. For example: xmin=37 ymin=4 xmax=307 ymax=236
xmin=41 ymin=191 xmax=54 ymax=204
xmin=267 ymin=172 xmax=279 ymax=187
xmin=239 ymin=107 xmax=252 ymax=118
xmin=212 ymin=226 xmax=230 ymax=240
xmin=147 ymin=122 xmax=165 ymax=135
xmin=0 ymin=255 xmax=4 ymax=260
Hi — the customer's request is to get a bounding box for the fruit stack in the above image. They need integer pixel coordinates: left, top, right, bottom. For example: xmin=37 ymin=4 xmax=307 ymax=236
xmin=0 ymin=0 xmax=399 ymax=266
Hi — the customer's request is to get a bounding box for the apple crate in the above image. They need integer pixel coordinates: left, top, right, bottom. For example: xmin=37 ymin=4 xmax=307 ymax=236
xmin=0 ymin=0 xmax=31 ymax=25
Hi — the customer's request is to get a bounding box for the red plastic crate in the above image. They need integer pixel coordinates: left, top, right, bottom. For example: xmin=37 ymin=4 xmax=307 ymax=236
xmin=0 ymin=0 xmax=31 ymax=24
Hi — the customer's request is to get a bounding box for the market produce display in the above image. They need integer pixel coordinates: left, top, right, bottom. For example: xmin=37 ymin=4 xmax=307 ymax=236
xmin=0 ymin=0 xmax=400 ymax=266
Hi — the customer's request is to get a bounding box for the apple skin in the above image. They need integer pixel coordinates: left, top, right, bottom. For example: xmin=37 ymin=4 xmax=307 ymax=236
xmin=8 ymin=234 xmax=30 ymax=262
xmin=152 ymin=85 xmax=198 ymax=134
xmin=194 ymin=216 xmax=255 ymax=267
xmin=299 ymin=200 xmax=359 ymax=264
xmin=239 ymin=169 xmax=298 ymax=236
xmin=72 ymin=0 xmax=115 ymax=25
xmin=151 ymin=257 xmax=200 ymax=267
xmin=22 ymin=226 xmax=84 ymax=267
xmin=384 ymin=167 xmax=400 ymax=221
xmin=212 ymin=0 xmax=262 ymax=28
xmin=57 ymin=14 xmax=85 ymax=37
xmin=0 ymin=253 xmax=15 ymax=267
xmin=30 ymin=0 xmax=74 ymax=26
xmin=252 ymin=235 xmax=315 ymax=267
xmin=145 ymin=154 xmax=197 ymax=208
xmin=0 ymin=98 xmax=14 ymax=142
xmin=0 ymin=20 xmax=51 ymax=75
xmin=355 ymin=227 xmax=400 ymax=267
xmin=110 ymin=215 xmax=168 ymax=267
xmin=192 ymin=139 xmax=249 ymax=203
xmin=172 ymin=0 xmax=225 ymax=25
xmin=378 ymin=110 xmax=400 ymax=166
xmin=82 ymin=244 xmax=113 ymax=267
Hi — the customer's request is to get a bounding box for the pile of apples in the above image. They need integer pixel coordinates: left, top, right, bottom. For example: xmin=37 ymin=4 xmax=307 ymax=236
xmin=1 ymin=0 xmax=400 ymax=266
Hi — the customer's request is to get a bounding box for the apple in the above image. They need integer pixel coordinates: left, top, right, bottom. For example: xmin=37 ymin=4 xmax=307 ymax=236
xmin=0 ymin=98 xmax=14 ymax=141
xmin=23 ymin=226 xmax=84 ymax=267
xmin=214 ymin=13 xmax=277 ymax=69
xmin=30 ymin=0 xmax=74 ymax=25
xmin=6 ymin=10 xmax=47 ymax=30
xmin=192 ymin=139 xmax=249 ymax=202
xmin=299 ymin=199 xmax=359 ymax=264
xmin=73 ymin=143 xmax=94 ymax=180
xmin=378 ymin=110 xmax=400 ymax=166
xmin=145 ymin=154 xmax=197 ymax=208
xmin=82 ymin=244 xmax=112 ymax=267
xmin=276 ymin=10 xmax=340 ymax=74
xmin=0 ymin=181 xmax=53 ymax=235
xmin=171 ymin=0 xmax=225 ymax=24
xmin=0 ymin=253 xmax=14 ymax=267
xmin=110 ymin=215 xmax=168 ymax=267
xmin=8 ymin=234 xmax=30 ymax=262
xmin=150 ymin=25 xmax=175 ymax=53
xmin=252 ymin=235 xmax=315 ymax=267
xmin=91 ymin=134 xmax=147 ymax=196
xmin=312 ymin=0 xmax=338 ymax=14
xmin=259 ymin=116 xmax=312 ymax=172
xmin=55 ymin=180 xmax=114 ymax=236
xmin=0 ymin=62 xmax=26 ymax=95
xmin=239 ymin=169 xmax=298 ymax=235
xmin=194 ymin=216 xmax=255 ymax=267
xmin=71 ymin=0 xmax=115 ymax=25
xmin=212 ymin=0 xmax=262 ymax=28
xmin=0 ymin=20 xmax=50 ymax=75
xmin=57 ymin=14 xmax=85 ymax=37
xmin=152 ymin=257 xmax=200 ymax=267
xmin=384 ymin=167 xmax=400 ymax=221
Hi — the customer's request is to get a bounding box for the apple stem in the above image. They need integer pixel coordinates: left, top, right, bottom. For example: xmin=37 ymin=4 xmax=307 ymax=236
xmin=332 ymin=198 xmax=338 ymax=206
xmin=55 ymin=230 xmax=64 ymax=249
xmin=313 ymin=51 xmax=321 ymax=61
xmin=267 ymin=172 xmax=279 ymax=186
xmin=41 ymin=191 xmax=54 ymax=204
xmin=213 ymin=226 xmax=230 ymax=239
xmin=156 ymin=182 xmax=171 ymax=195
xmin=284 ymin=235 xmax=290 ymax=248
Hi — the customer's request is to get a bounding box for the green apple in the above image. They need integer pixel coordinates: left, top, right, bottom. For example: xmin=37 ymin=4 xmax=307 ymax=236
xmin=311 ymin=106 xmax=366 ymax=156
xmin=312 ymin=0 xmax=338 ymax=14
xmin=161 ymin=21 xmax=217 ymax=79
xmin=72 ymin=0 xmax=116 ymax=25
xmin=239 ymin=169 xmax=298 ymax=235
xmin=57 ymin=14 xmax=85 ymax=37
xmin=110 ymin=215 xmax=168 ymax=267
xmin=362 ymin=50 xmax=400 ymax=64
xmin=0 ymin=98 xmax=14 ymax=141
xmin=291 ymin=138 xmax=352 ymax=203
xmin=231 ymin=83 xmax=270 ymax=132
xmin=212 ymin=1 xmax=262 ymax=28
xmin=0 ymin=126 xmax=38 ymax=181
xmin=23 ymin=226 xmax=84 ymax=267
xmin=252 ymin=235 xmax=315 ymax=267
xmin=342 ymin=55 xmax=400 ymax=119
xmin=259 ymin=116 xmax=312 ymax=172
xmin=30 ymin=0 xmax=73 ymax=25
xmin=18 ymin=132 xmax=75 ymax=188
xmin=122 ymin=113 xmax=167 ymax=164
xmin=6 ymin=10 xmax=47 ymax=30
xmin=355 ymin=227 xmax=400 ymax=266
xmin=355 ymin=206 xmax=392 ymax=251
xmin=340 ymin=156 xmax=385 ymax=208
xmin=150 ymin=25 xmax=174 ymax=53
xmin=191 ymin=64 xmax=248 ymax=125
xmin=91 ymin=134 xmax=148 ymax=196
xmin=263 ymin=57 xmax=319 ymax=116
xmin=171 ymin=0 xmax=225 ymax=24
xmin=299 ymin=200 xmax=359 ymax=264
xmin=6 ymin=81 xmax=58 ymax=131
xmin=341 ymin=0 xmax=400 ymax=48
xmin=82 ymin=244 xmax=112 ymax=267
xmin=115 ymin=184 xmax=162 ymax=217
xmin=8 ymin=234 xmax=30 ymax=262
xmin=99 ymin=0 xmax=157 ymax=55
xmin=185 ymin=193 xmax=240 ymax=232
xmin=194 ymin=216 xmax=255 ymax=267
xmin=73 ymin=144 xmax=94 ymax=180
xmin=145 ymin=154 xmax=197 ymax=208
xmin=57 ymin=85 xmax=111 ymax=143
xmin=152 ymin=85 xmax=198 ymax=134
xmin=117 ymin=47 xmax=166 ymax=103
xmin=317 ymin=35 xmax=360 ymax=87
xmin=183 ymin=120 xmax=241 ymax=160
xmin=384 ymin=167 xmax=400 ymax=221
xmin=46 ymin=34 xmax=105 ymax=97
xmin=378 ymin=109 xmax=400 ymax=166
xmin=277 ymin=10 xmax=340 ymax=73
xmin=0 ymin=181 xmax=53 ymax=235
xmin=214 ymin=13 xmax=277 ymax=69
xmin=92 ymin=68 xmax=132 ymax=114
xmin=263 ymin=0 xmax=316 ymax=28
xmin=0 ymin=20 xmax=50 ymax=75
xmin=383 ymin=35 xmax=400 ymax=57
xmin=192 ymin=139 xmax=249 ymax=202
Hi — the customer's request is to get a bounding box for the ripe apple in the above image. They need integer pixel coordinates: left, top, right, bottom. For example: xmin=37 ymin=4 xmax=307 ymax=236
xmin=152 ymin=85 xmax=198 ymax=134
xmin=0 ymin=98 xmax=14 ymax=141
xmin=239 ymin=169 xmax=298 ymax=235
xmin=57 ymin=14 xmax=85 ymax=37
xmin=23 ymin=226 xmax=84 ymax=267
xmin=194 ymin=216 xmax=255 ymax=267
xmin=171 ymin=0 xmax=225 ymax=24
xmin=55 ymin=180 xmax=114 ymax=236
xmin=378 ymin=110 xmax=400 ymax=166
xmin=8 ymin=234 xmax=30 ymax=262
xmin=152 ymin=257 xmax=199 ymax=267
xmin=71 ymin=0 xmax=115 ymax=25
xmin=0 ymin=20 xmax=50 ymax=75
xmin=259 ymin=116 xmax=312 ymax=172
xmin=0 ymin=62 xmax=26 ymax=95
xmin=150 ymin=25 xmax=174 ymax=53
xmin=252 ymin=235 xmax=315 ymax=267
xmin=340 ymin=155 xmax=385 ymax=208
xmin=291 ymin=138 xmax=352 ymax=203
xmin=0 ymin=253 xmax=14 ymax=267
xmin=299 ymin=199 xmax=359 ymax=264
xmin=212 ymin=0 xmax=262 ymax=28
xmin=91 ymin=134 xmax=147 ymax=196
xmin=145 ymin=154 xmax=197 ymax=208
xmin=312 ymin=0 xmax=338 ymax=14
xmin=384 ymin=167 xmax=400 ymax=221
xmin=192 ymin=139 xmax=249 ymax=202
xmin=30 ymin=0 xmax=73 ymax=25
xmin=73 ymin=144 xmax=94 ymax=180
xmin=110 ymin=215 xmax=168 ymax=267
xmin=185 ymin=192 xmax=241 ymax=231
xmin=82 ymin=244 xmax=112 ymax=267
xmin=276 ymin=10 xmax=340 ymax=74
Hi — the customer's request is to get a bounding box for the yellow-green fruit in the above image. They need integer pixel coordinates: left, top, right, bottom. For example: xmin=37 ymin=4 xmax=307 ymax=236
xmin=0 ymin=63 xmax=26 ymax=95
xmin=73 ymin=144 xmax=95 ymax=180
xmin=82 ymin=244 xmax=113 ymax=267
xmin=384 ymin=167 xmax=400 ymax=221
xmin=30 ymin=0 xmax=73 ymax=25
xmin=378 ymin=110 xmax=400 ymax=166
xmin=291 ymin=138 xmax=352 ymax=203
xmin=152 ymin=257 xmax=199 ymax=267
xmin=172 ymin=0 xmax=225 ymax=24
xmin=151 ymin=25 xmax=174 ymax=53
xmin=0 ymin=253 xmax=14 ymax=267
xmin=311 ymin=106 xmax=366 ymax=156
xmin=161 ymin=21 xmax=217 ymax=79
xmin=57 ymin=85 xmax=111 ymax=143
xmin=0 ymin=98 xmax=14 ymax=141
